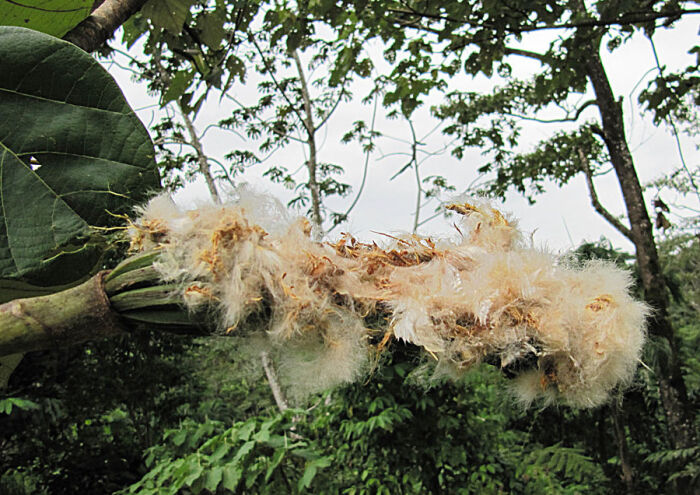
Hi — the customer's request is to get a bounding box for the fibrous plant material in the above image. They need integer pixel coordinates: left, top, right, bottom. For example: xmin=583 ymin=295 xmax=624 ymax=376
xmin=127 ymin=191 xmax=647 ymax=408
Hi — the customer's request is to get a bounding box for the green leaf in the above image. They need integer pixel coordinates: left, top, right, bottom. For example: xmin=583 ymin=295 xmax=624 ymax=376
xmin=172 ymin=429 xmax=188 ymax=447
xmin=161 ymin=70 xmax=195 ymax=106
xmin=298 ymin=464 xmax=318 ymax=491
xmin=141 ymin=0 xmax=196 ymax=34
xmin=182 ymin=462 xmax=204 ymax=487
xmin=196 ymin=9 xmax=226 ymax=49
xmin=233 ymin=440 xmax=255 ymax=463
xmin=0 ymin=0 xmax=92 ymax=37
xmin=298 ymin=456 xmax=332 ymax=491
xmin=0 ymin=27 xmax=159 ymax=285
xmin=209 ymin=441 xmax=231 ymax=463
xmin=121 ymin=13 xmax=149 ymax=49
xmin=0 ymin=397 xmax=39 ymax=414
xmin=204 ymin=466 xmax=223 ymax=492
xmin=0 ymin=142 xmax=89 ymax=272
xmin=235 ymin=420 xmax=256 ymax=441
xmin=222 ymin=465 xmax=242 ymax=491
xmin=265 ymin=448 xmax=286 ymax=482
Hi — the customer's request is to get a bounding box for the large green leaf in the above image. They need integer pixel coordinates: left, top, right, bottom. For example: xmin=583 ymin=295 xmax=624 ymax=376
xmin=0 ymin=0 xmax=92 ymax=37
xmin=141 ymin=0 xmax=196 ymax=34
xmin=0 ymin=26 xmax=160 ymax=285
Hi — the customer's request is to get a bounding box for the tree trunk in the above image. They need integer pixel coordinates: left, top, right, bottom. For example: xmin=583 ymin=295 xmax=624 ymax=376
xmin=584 ymin=43 xmax=695 ymax=451
xmin=611 ymin=407 xmax=635 ymax=495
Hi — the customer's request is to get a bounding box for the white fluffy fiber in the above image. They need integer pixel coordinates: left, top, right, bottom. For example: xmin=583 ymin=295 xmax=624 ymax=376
xmin=129 ymin=190 xmax=647 ymax=407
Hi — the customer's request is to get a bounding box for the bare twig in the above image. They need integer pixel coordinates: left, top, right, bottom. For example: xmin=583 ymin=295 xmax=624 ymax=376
xmin=222 ymin=93 xmax=306 ymax=144
xmin=648 ymin=36 xmax=700 ymax=206
xmin=178 ymin=102 xmax=221 ymax=204
xmin=261 ymin=351 xmax=303 ymax=439
xmin=503 ymin=47 xmax=550 ymax=64
xmin=326 ymin=94 xmax=380 ymax=234
xmin=407 ymin=120 xmax=422 ymax=233
xmin=249 ymin=35 xmax=307 ymax=127
xmin=260 ymin=351 xmax=289 ymax=412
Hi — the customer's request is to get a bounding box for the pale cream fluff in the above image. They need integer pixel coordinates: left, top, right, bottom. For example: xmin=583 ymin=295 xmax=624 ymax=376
xmin=129 ymin=190 xmax=647 ymax=407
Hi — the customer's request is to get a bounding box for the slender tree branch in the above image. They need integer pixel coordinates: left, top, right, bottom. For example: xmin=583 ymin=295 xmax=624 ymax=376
xmin=648 ymin=36 xmax=700 ymax=205
xmin=292 ymin=49 xmax=323 ymax=236
xmin=63 ymin=0 xmax=149 ymax=53
xmin=222 ymin=94 xmax=306 ymax=144
xmin=504 ymin=99 xmax=597 ymax=124
xmin=292 ymin=50 xmax=316 ymax=137
xmin=315 ymin=69 xmax=352 ymax=131
xmin=326 ymin=94 xmax=380 ymax=234
xmin=611 ymin=404 xmax=636 ymax=495
xmin=315 ymin=87 xmax=346 ymax=132
xmin=578 ymin=147 xmax=634 ymax=241
xmin=406 ymin=119 xmax=422 ymax=233
xmin=386 ymin=7 xmax=699 ymax=35
xmin=209 ymin=157 xmax=238 ymax=190
xmin=503 ymin=47 xmax=550 ymax=64
xmin=249 ymin=34 xmax=307 ymax=127
xmin=178 ymin=102 xmax=221 ymax=204
xmin=589 ymin=124 xmax=607 ymax=140
xmin=260 ymin=351 xmax=289 ymax=412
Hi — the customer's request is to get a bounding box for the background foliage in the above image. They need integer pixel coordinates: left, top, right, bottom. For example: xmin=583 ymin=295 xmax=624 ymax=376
xmin=0 ymin=0 xmax=698 ymax=493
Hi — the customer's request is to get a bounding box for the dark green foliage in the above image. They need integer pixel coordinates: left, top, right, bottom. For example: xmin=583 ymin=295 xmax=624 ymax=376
xmin=117 ymin=345 xmax=636 ymax=494
xmin=2 ymin=235 xmax=698 ymax=494
xmin=639 ymin=44 xmax=699 ymax=126
xmin=0 ymin=332 xmax=197 ymax=493
xmin=0 ymin=2 xmax=698 ymax=494
xmin=0 ymin=27 xmax=159 ymax=288
xmin=123 ymin=412 xmax=333 ymax=493
xmin=660 ymin=235 xmax=700 ymax=396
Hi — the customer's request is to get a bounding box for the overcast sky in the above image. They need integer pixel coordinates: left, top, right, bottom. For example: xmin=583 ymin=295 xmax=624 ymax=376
xmin=105 ymin=16 xmax=699 ymax=254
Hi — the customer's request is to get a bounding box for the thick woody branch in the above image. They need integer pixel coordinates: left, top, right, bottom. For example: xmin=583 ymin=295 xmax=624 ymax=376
xmin=0 ymin=272 xmax=126 ymax=357
xmin=63 ymin=0 xmax=149 ymax=53
xmin=577 ymin=148 xmax=634 ymax=241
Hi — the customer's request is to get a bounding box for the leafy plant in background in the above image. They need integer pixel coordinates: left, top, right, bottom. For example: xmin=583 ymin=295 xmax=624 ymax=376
xmin=117 ymin=0 xmax=375 ymax=235
xmin=0 ymin=1 xmax=697 ymax=494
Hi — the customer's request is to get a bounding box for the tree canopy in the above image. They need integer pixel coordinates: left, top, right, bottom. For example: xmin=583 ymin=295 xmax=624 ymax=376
xmin=0 ymin=1 xmax=698 ymax=493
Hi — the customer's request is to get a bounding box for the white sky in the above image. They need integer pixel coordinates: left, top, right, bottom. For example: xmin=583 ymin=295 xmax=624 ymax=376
xmin=105 ymin=16 xmax=699 ymax=254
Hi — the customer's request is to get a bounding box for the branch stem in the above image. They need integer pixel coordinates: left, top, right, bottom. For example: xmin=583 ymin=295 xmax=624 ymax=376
xmin=0 ymin=273 xmax=125 ymax=357
xmin=578 ymin=147 xmax=634 ymax=241
xmin=63 ymin=0 xmax=149 ymax=52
